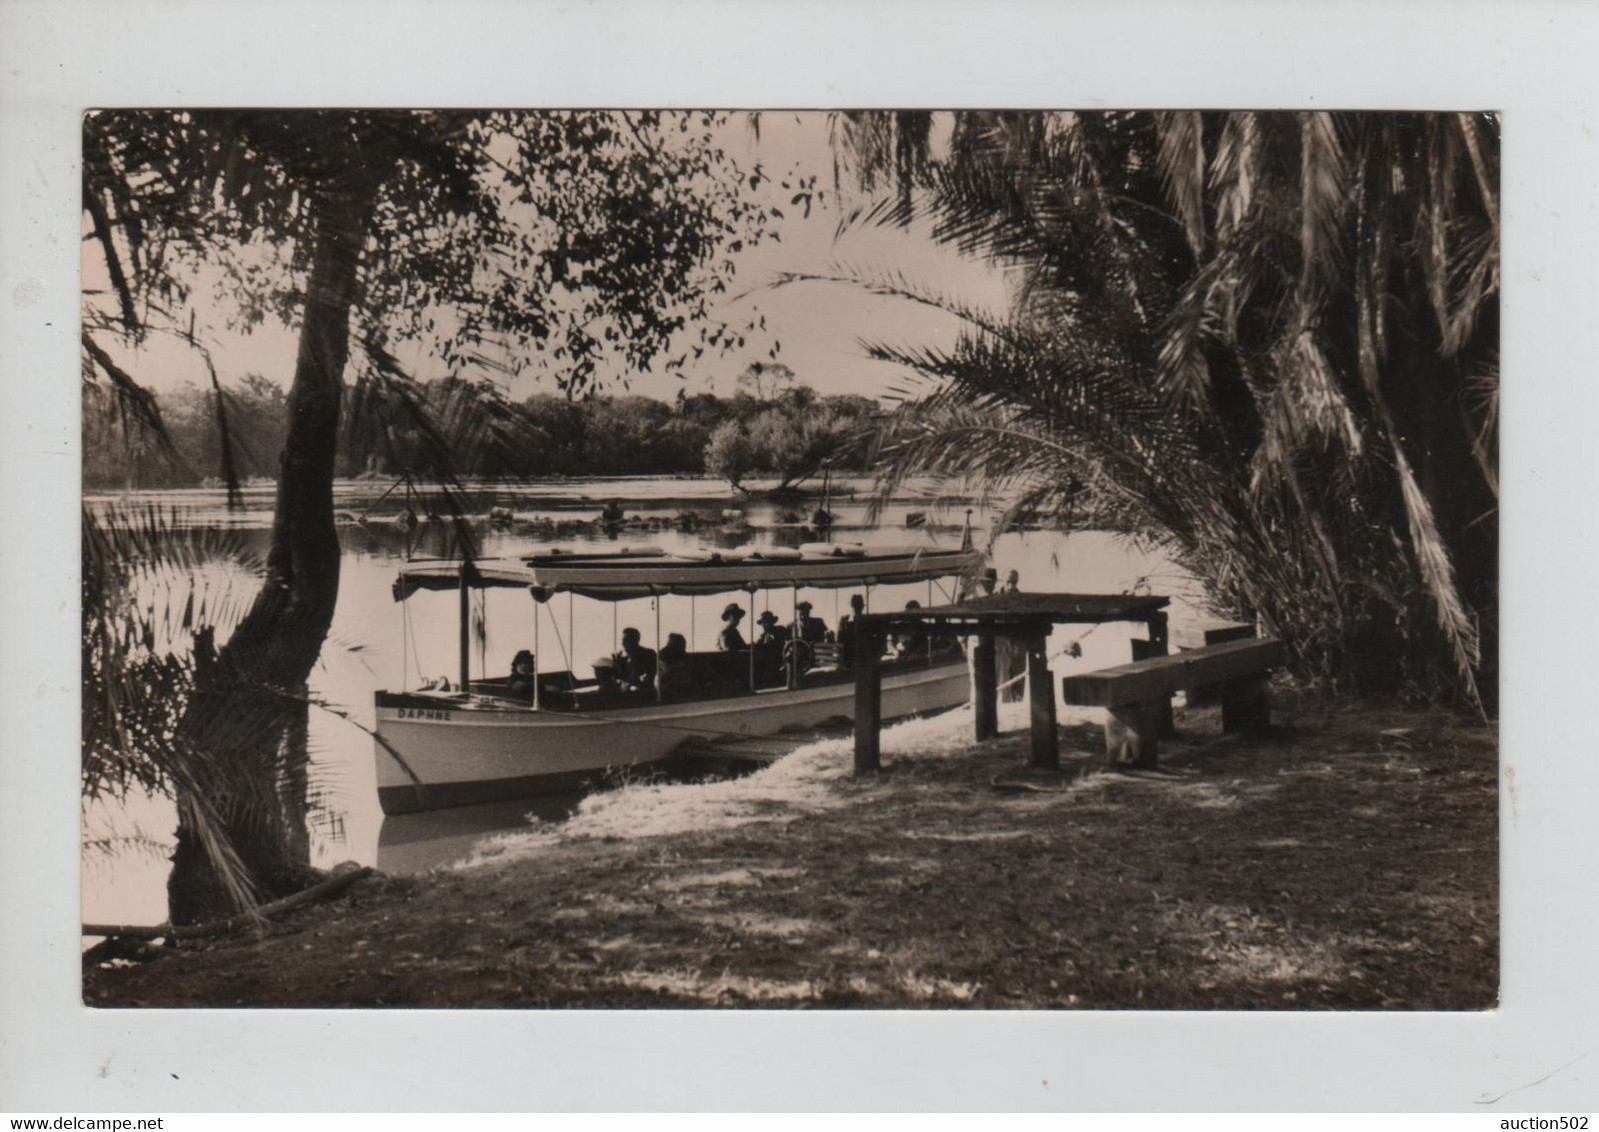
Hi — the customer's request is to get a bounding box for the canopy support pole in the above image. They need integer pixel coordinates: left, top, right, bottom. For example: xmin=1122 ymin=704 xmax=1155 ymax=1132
xmin=747 ymin=583 xmax=758 ymax=693
xmin=458 ymin=562 xmax=471 ymax=693
xmin=532 ymin=591 xmax=541 ymax=710
xmin=653 ymin=589 xmax=663 ymax=703
xmin=788 ymin=583 xmax=800 ymax=690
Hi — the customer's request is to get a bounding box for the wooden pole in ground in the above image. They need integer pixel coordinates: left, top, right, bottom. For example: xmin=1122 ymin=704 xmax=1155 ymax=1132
xmin=853 ymin=624 xmax=883 ymax=773
xmin=973 ymin=631 xmax=998 ymax=741
xmin=1026 ymin=625 xmax=1059 ymax=770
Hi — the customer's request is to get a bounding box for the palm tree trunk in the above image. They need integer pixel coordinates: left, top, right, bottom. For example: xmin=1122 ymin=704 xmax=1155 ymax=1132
xmin=168 ymin=183 xmax=371 ymax=925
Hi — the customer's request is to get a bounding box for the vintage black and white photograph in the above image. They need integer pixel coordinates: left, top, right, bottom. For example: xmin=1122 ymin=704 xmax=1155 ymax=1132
xmin=76 ymin=107 xmax=1499 ymax=1011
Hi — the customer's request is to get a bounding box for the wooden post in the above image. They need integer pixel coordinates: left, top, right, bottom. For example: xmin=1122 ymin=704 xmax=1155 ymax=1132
xmin=1134 ymin=611 xmax=1175 ymax=737
xmin=1147 ymin=611 xmax=1169 ymax=652
xmin=973 ymin=631 xmax=998 ymax=741
xmin=853 ymin=625 xmax=883 ymax=773
xmin=1130 ymin=638 xmax=1177 ymax=739
xmin=1026 ymin=627 xmax=1058 ymax=770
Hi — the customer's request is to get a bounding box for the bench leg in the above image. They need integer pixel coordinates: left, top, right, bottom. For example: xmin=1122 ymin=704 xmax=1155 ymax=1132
xmin=1220 ymin=674 xmax=1271 ymax=733
xmin=1190 ymin=623 xmax=1256 ymax=705
xmin=1027 ymin=633 xmax=1059 ymax=770
xmin=1106 ymin=701 xmax=1160 ymax=769
xmin=1130 ymin=638 xmax=1177 ymax=737
xmin=853 ymin=631 xmax=884 ymax=773
xmin=972 ymin=633 xmax=998 ymax=742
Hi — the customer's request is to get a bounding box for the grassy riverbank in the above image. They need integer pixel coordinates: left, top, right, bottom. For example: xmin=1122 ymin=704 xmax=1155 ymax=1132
xmin=86 ymin=694 xmax=1497 ymax=1009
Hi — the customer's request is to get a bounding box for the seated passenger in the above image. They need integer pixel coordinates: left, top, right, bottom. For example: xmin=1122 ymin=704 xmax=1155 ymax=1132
xmin=612 ymin=627 xmax=658 ymax=692
xmin=718 ymin=603 xmax=747 ymax=651
xmin=893 ymin=599 xmax=928 ymax=658
xmin=658 ymin=632 xmax=689 ymax=701
xmin=755 ymin=610 xmax=790 ymax=650
xmin=753 ymin=611 xmax=789 ymax=685
xmin=836 ymin=593 xmax=866 ymax=668
xmin=508 ymin=649 xmax=537 ymax=699
xmin=795 ymin=601 xmax=829 ymax=645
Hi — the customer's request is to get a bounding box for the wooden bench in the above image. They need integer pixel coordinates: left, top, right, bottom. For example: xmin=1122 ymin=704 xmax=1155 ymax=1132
xmin=1174 ymin=620 xmax=1257 ymax=705
xmin=1062 ymin=637 xmax=1286 ymax=768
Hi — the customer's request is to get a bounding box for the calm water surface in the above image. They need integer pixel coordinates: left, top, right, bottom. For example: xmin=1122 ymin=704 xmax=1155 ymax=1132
xmin=82 ymin=477 xmax=1211 ymax=926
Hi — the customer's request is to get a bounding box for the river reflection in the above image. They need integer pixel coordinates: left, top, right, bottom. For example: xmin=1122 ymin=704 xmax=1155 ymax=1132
xmin=375 ymin=794 xmax=587 ymax=874
xmin=82 ymin=477 xmax=1211 ymax=927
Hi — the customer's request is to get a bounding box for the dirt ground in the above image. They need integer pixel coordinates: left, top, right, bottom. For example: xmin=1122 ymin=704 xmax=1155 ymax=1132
xmin=85 ymin=692 xmax=1498 ymax=1009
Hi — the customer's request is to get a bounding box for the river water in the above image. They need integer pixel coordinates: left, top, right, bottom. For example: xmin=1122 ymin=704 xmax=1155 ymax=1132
xmin=82 ymin=476 xmax=1211 ymax=928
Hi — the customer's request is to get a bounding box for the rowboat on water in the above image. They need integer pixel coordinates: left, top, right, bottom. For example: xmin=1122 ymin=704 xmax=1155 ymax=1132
xmin=373 ymin=543 xmax=985 ymax=814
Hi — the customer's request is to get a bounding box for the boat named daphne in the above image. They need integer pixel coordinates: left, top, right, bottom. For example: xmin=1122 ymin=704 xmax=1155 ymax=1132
xmin=374 ymin=543 xmax=983 ymax=814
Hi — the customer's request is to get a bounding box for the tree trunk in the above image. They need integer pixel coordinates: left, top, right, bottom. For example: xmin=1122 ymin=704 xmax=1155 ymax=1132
xmin=1416 ymin=354 xmax=1498 ymax=705
xmin=168 ymin=182 xmax=372 ymax=925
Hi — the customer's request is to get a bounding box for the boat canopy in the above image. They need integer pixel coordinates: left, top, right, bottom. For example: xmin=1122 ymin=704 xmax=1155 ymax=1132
xmin=392 ymin=547 xmax=984 ymax=603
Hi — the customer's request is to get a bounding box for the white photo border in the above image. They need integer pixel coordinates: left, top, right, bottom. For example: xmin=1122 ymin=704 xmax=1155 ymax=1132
xmin=3 ymin=0 xmax=1595 ymax=1112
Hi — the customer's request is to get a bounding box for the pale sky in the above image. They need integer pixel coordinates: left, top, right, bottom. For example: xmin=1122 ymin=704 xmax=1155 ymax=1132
xmin=83 ymin=111 xmax=1015 ymax=406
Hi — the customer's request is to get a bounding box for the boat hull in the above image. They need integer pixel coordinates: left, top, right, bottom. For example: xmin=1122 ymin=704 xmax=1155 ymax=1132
xmin=374 ymin=660 xmax=971 ymax=814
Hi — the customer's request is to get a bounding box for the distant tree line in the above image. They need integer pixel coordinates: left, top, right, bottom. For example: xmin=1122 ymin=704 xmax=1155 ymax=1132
xmin=83 ymin=376 xmax=883 ymax=490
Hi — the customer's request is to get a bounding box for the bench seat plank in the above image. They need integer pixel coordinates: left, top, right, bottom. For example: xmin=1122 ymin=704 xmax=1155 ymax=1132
xmin=1062 ymin=637 xmax=1285 ymax=708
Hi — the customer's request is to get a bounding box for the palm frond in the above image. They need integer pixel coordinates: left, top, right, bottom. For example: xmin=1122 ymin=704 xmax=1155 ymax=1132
xmin=827 ymin=109 xmax=1496 ymax=704
xmin=1155 ymin=111 xmax=1207 ymax=255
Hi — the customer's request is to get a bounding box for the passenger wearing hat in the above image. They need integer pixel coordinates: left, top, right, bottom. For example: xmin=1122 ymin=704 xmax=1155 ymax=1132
xmin=754 ymin=609 xmax=791 ymax=650
xmin=753 ymin=610 xmax=790 ymax=686
xmin=795 ymin=600 xmax=829 ymax=645
xmin=717 ymin=603 xmax=747 ymax=651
